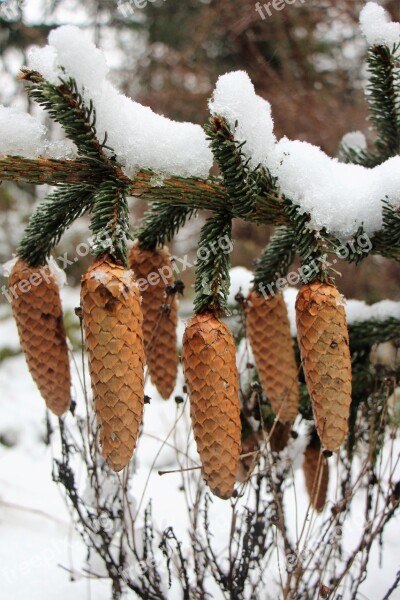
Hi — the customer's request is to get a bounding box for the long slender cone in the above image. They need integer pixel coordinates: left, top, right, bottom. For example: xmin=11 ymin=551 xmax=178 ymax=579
xmin=303 ymin=442 xmax=329 ymax=512
xmin=246 ymin=291 xmax=299 ymax=423
xmin=9 ymin=258 xmax=71 ymax=416
xmin=182 ymin=312 xmax=241 ymax=499
xmin=128 ymin=241 xmax=178 ymax=400
xmin=296 ymin=281 xmax=352 ymax=451
xmin=81 ymin=256 xmax=144 ymax=472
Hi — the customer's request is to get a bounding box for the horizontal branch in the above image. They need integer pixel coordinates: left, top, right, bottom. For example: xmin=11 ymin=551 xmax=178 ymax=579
xmin=0 ymin=156 xmax=398 ymax=263
xmin=0 ymin=155 xmax=285 ymax=224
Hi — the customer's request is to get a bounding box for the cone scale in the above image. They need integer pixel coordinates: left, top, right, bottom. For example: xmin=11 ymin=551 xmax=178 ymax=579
xmin=9 ymin=258 xmax=71 ymax=416
xmin=246 ymin=290 xmax=299 ymax=423
xmin=81 ymin=256 xmax=144 ymax=472
xmin=296 ymin=281 xmax=352 ymax=451
xmin=129 ymin=241 xmax=179 ymax=400
xmin=182 ymin=312 xmax=241 ymax=499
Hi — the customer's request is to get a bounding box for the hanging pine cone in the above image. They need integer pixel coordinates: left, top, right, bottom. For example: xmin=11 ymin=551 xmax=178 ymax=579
xmin=296 ymin=281 xmax=352 ymax=451
xmin=246 ymin=290 xmax=299 ymax=423
xmin=303 ymin=437 xmax=329 ymax=512
xmin=128 ymin=241 xmax=178 ymax=400
xmin=81 ymin=256 xmax=144 ymax=472
xmin=182 ymin=312 xmax=241 ymax=499
xmin=9 ymin=258 xmax=71 ymax=416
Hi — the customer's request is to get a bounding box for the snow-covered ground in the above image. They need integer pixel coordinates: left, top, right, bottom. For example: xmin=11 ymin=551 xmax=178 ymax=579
xmin=0 ymin=286 xmax=399 ymax=600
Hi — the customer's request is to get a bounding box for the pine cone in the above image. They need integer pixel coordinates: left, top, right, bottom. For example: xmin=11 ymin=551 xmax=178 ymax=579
xmin=9 ymin=258 xmax=71 ymax=416
xmin=296 ymin=281 xmax=352 ymax=451
xmin=182 ymin=312 xmax=241 ymax=499
xmin=81 ymin=257 xmax=144 ymax=472
xmin=303 ymin=442 xmax=329 ymax=512
xmin=128 ymin=241 xmax=178 ymax=400
xmin=246 ymin=291 xmax=299 ymax=423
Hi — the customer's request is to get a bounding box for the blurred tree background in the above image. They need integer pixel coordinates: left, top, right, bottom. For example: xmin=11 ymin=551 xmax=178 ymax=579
xmin=1 ymin=0 xmax=399 ymax=301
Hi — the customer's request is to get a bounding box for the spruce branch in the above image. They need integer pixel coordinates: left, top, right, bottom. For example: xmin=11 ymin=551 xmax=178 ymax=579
xmin=89 ymin=180 xmax=132 ymax=265
xmin=339 ymin=144 xmax=380 ymax=168
xmin=20 ymin=70 xmax=113 ymax=168
xmin=253 ymin=226 xmax=296 ymax=293
xmin=135 ymin=202 xmax=197 ymax=250
xmin=206 ymin=116 xmax=259 ymax=218
xmin=194 ymin=212 xmax=233 ymax=315
xmin=371 ymin=200 xmax=400 ymax=261
xmin=366 ymin=44 xmax=400 ymax=161
xmin=349 ymin=317 xmax=400 ymax=351
xmin=17 ymin=184 xmax=96 ymax=267
xmin=284 ymin=203 xmax=331 ymax=282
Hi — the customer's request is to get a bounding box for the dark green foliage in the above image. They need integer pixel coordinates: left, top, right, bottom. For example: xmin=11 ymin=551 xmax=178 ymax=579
xmin=339 ymin=143 xmax=380 ymax=168
xmin=206 ymin=116 xmax=258 ymax=218
xmin=349 ymin=317 xmax=400 ymax=352
xmin=194 ymin=212 xmax=233 ymax=315
xmin=284 ymin=202 xmax=330 ymax=281
xmin=17 ymin=184 xmax=96 ymax=266
xmin=372 ymin=200 xmax=400 ymax=261
xmin=23 ymin=72 xmax=112 ymax=167
xmin=367 ymin=44 xmax=400 ymax=160
xmin=89 ymin=180 xmax=131 ymax=265
xmin=253 ymin=227 xmax=296 ymax=292
xmin=136 ymin=202 xmax=197 ymax=250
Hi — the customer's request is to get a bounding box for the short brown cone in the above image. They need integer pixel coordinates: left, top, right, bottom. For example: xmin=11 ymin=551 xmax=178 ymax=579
xmin=128 ymin=241 xmax=178 ymax=400
xmin=296 ymin=281 xmax=352 ymax=451
xmin=246 ymin=291 xmax=299 ymax=423
xmin=303 ymin=442 xmax=329 ymax=512
xmin=9 ymin=258 xmax=71 ymax=416
xmin=182 ymin=312 xmax=241 ymax=499
xmin=81 ymin=256 xmax=144 ymax=472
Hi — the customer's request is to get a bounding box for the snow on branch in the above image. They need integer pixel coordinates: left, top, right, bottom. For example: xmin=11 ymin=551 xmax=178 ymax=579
xmin=360 ymin=2 xmax=400 ymax=48
xmin=28 ymin=25 xmax=213 ymax=179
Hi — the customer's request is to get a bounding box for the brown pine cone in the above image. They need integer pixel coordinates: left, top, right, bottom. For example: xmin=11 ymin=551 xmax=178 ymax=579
xmin=81 ymin=256 xmax=144 ymax=472
xmin=303 ymin=440 xmax=329 ymax=512
xmin=9 ymin=258 xmax=71 ymax=416
xmin=182 ymin=312 xmax=241 ymax=499
xmin=296 ymin=281 xmax=352 ymax=451
xmin=128 ymin=241 xmax=178 ymax=400
xmin=246 ymin=291 xmax=299 ymax=423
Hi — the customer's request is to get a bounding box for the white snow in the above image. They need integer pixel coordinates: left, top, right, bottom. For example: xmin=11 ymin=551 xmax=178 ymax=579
xmin=208 ymin=73 xmax=400 ymax=239
xmin=27 ymin=45 xmax=59 ymax=85
xmin=345 ymin=298 xmax=400 ymax=325
xmin=48 ymin=256 xmax=67 ymax=289
xmin=1 ymin=256 xmax=18 ymax=277
xmin=360 ymin=2 xmax=400 ymax=48
xmin=268 ymin=138 xmax=400 ymax=238
xmin=27 ymin=25 xmax=213 ymax=179
xmin=209 ymin=71 xmax=276 ymax=170
xmin=48 ymin=25 xmax=109 ymax=91
xmin=0 ymin=106 xmax=47 ymax=158
xmin=228 ymin=266 xmax=253 ymax=304
xmin=340 ymin=130 xmax=367 ymax=152
xmin=0 ymin=105 xmax=76 ymax=160
xmin=283 ymin=287 xmax=298 ymax=337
